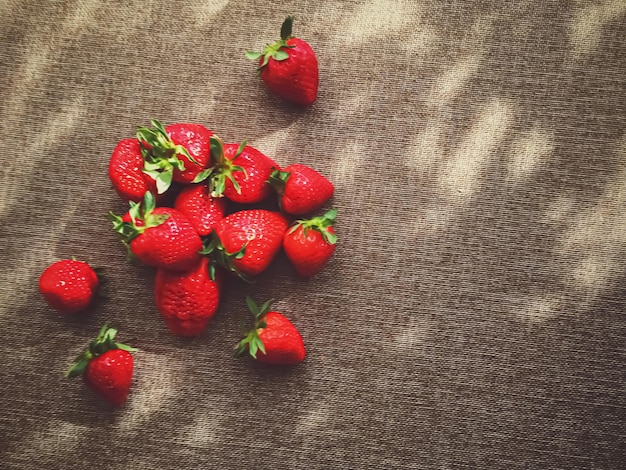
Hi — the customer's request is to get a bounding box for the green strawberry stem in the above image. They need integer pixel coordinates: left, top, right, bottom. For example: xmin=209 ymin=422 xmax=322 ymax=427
xmin=235 ymin=297 xmax=271 ymax=359
xmin=268 ymin=168 xmax=290 ymax=195
xmin=288 ymin=209 xmax=338 ymax=244
xmin=108 ymin=192 xmax=169 ymax=261
xmin=200 ymin=235 xmax=252 ymax=283
xmin=245 ymin=16 xmax=296 ymax=70
xmin=67 ymin=323 xmax=137 ymax=378
xmin=193 ymin=136 xmax=246 ymax=197
xmin=137 ymin=118 xmax=197 ymax=194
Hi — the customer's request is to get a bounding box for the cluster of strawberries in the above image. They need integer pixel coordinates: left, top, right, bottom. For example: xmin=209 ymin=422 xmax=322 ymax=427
xmin=38 ymin=17 xmax=330 ymax=407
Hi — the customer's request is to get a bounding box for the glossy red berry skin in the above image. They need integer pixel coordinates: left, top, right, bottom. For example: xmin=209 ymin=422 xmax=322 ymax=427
xmin=83 ymin=349 xmax=134 ymax=407
xmin=108 ymin=138 xmax=157 ymax=203
xmin=283 ymin=225 xmax=336 ymax=277
xmin=39 ymin=259 xmax=99 ymax=314
xmin=256 ymin=311 xmax=306 ymax=365
xmin=154 ymin=258 xmax=222 ymax=337
xmin=174 ymin=184 xmax=227 ymax=236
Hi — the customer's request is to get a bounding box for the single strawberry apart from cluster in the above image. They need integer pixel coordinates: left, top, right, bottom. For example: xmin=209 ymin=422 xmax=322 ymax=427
xmin=39 ymin=259 xmax=100 ymax=314
xmin=67 ymin=324 xmax=137 ymax=407
xmin=246 ymin=16 xmax=319 ymax=107
xmin=236 ymin=297 xmax=306 ymax=365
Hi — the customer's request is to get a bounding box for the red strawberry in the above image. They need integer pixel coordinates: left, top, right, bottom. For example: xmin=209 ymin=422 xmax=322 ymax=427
xmin=236 ymin=297 xmax=306 ymax=365
xmin=39 ymin=259 xmax=99 ymax=314
xmin=283 ymin=209 xmax=337 ymax=277
xmin=208 ymin=209 xmax=288 ymax=279
xmin=174 ymin=182 xmax=227 ymax=236
xmin=246 ymin=16 xmax=319 ymax=107
xmin=154 ymin=257 xmax=222 ymax=337
xmin=196 ymin=136 xmax=279 ymax=204
xmin=67 ymin=324 xmax=137 ymax=407
xmin=110 ymin=192 xmax=203 ymax=271
xmin=108 ymin=138 xmax=158 ymax=202
xmin=269 ymin=163 xmax=334 ymax=215
xmin=137 ymin=119 xmax=213 ymax=193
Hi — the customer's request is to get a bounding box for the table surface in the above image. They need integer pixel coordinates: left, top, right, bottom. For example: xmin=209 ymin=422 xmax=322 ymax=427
xmin=1 ymin=1 xmax=625 ymax=469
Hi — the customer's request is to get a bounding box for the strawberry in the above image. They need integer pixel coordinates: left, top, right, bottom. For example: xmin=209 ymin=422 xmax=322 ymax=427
xmin=246 ymin=16 xmax=319 ymax=107
xmin=110 ymin=192 xmax=203 ymax=271
xmin=67 ymin=324 xmax=137 ymax=407
xmin=39 ymin=259 xmax=99 ymax=314
xmin=269 ymin=163 xmax=334 ymax=215
xmin=154 ymin=257 xmax=222 ymax=337
xmin=195 ymin=136 xmax=279 ymax=204
xmin=174 ymin=182 xmax=227 ymax=236
xmin=236 ymin=297 xmax=306 ymax=365
xmin=108 ymin=138 xmax=158 ymax=202
xmin=283 ymin=209 xmax=338 ymax=277
xmin=137 ymin=119 xmax=213 ymax=193
xmin=207 ymin=209 xmax=288 ymax=279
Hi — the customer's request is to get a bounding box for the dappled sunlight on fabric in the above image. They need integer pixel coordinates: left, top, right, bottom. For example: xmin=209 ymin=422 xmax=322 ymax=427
xmin=555 ymin=136 xmax=626 ymax=304
xmin=6 ymin=420 xmax=86 ymax=461
xmin=1 ymin=100 xmax=86 ymax=217
xmin=116 ymin=351 xmax=183 ymax=433
xmin=507 ymin=127 xmax=555 ymax=184
xmin=328 ymin=140 xmax=366 ymax=186
xmin=513 ymin=293 xmax=564 ymax=323
xmin=341 ymin=0 xmax=419 ymax=43
xmin=181 ymin=414 xmax=222 ymax=447
xmin=569 ymin=0 xmax=626 ymax=58
xmin=249 ymin=125 xmax=297 ymax=165
xmin=195 ymin=0 xmax=230 ymax=24
xmin=438 ymin=98 xmax=513 ymax=200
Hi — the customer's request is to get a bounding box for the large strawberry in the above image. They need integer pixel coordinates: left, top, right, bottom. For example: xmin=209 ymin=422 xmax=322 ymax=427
xmin=67 ymin=324 xmax=137 ymax=407
xmin=236 ymin=297 xmax=306 ymax=365
xmin=39 ymin=259 xmax=100 ymax=314
xmin=246 ymin=16 xmax=319 ymax=107
xmin=196 ymin=136 xmax=279 ymax=204
xmin=207 ymin=209 xmax=288 ymax=279
xmin=269 ymin=163 xmax=334 ymax=215
xmin=154 ymin=257 xmax=222 ymax=337
xmin=137 ymin=119 xmax=213 ymax=193
xmin=283 ymin=209 xmax=338 ymax=277
xmin=109 ymin=192 xmax=203 ymax=271
xmin=174 ymin=182 xmax=227 ymax=236
xmin=108 ymin=138 xmax=158 ymax=202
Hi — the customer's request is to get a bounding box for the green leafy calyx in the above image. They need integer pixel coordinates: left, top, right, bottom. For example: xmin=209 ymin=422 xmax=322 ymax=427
xmin=137 ymin=119 xmax=198 ymax=194
xmin=245 ymin=16 xmax=296 ymax=70
xmin=66 ymin=323 xmax=137 ymax=378
xmin=235 ymin=297 xmax=273 ymax=359
xmin=200 ymin=233 xmax=252 ymax=283
xmin=193 ymin=136 xmax=247 ymax=197
xmin=288 ymin=208 xmax=338 ymax=244
xmin=109 ymin=192 xmax=169 ymax=260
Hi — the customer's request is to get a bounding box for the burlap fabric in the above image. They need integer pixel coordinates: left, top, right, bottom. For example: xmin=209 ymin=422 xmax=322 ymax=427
xmin=1 ymin=1 xmax=625 ymax=468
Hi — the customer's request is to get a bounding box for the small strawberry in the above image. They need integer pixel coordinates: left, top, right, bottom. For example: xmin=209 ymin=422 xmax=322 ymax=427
xmin=154 ymin=257 xmax=222 ymax=337
xmin=246 ymin=16 xmax=319 ymax=107
xmin=108 ymin=138 xmax=158 ymax=202
xmin=236 ymin=297 xmax=306 ymax=365
xmin=174 ymin=182 xmax=227 ymax=236
xmin=207 ymin=209 xmax=288 ymax=279
xmin=195 ymin=136 xmax=279 ymax=204
xmin=269 ymin=163 xmax=334 ymax=215
xmin=67 ymin=324 xmax=137 ymax=407
xmin=137 ymin=119 xmax=213 ymax=193
xmin=109 ymin=192 xmax=203 ymax=271
xmin=283 ymin=209 xmax=338 ymax=277
xmin=39 ymin=259 xmax=99 ymax=314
